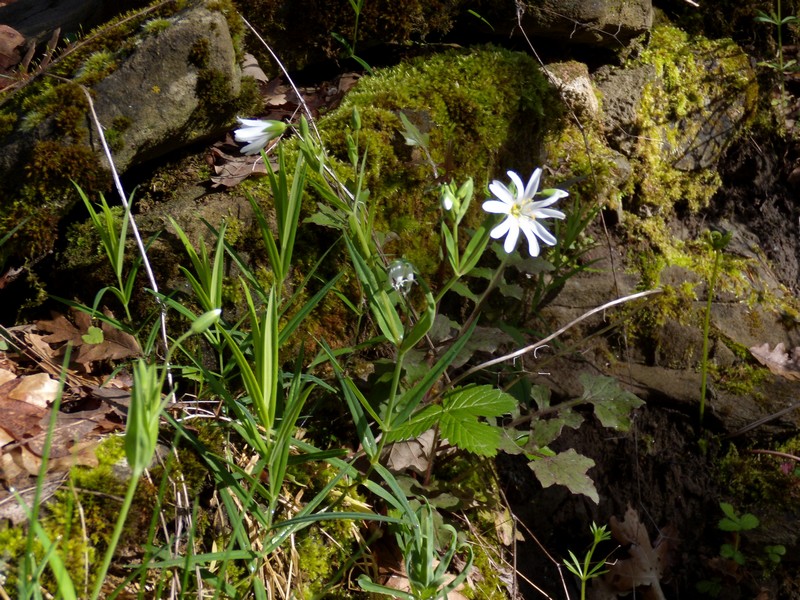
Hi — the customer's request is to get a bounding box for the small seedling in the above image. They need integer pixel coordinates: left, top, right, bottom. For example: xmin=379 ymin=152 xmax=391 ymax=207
xmin=718 ymin=502 xmax=759 ymax=565
xmin=564 ymin=522 xmax=613 ymax=600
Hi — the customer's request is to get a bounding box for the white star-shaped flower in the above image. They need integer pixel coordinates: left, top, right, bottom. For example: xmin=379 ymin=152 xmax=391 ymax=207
xmin=482 ymin=168 xmax=567 ymax=257
xmin=233 ymin=118 xmax=287 ymax=154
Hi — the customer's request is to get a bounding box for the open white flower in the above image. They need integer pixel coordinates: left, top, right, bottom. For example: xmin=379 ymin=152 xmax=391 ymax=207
xmin=233 ymin=117 xmax=287 ymax=154
xmin=482 ymin=168 xmax=567 ymax=257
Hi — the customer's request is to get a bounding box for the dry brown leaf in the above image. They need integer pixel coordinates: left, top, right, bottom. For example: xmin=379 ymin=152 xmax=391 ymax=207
xmin=36 ymin=310 xmax=88 ymax=345
xmin=384 ymin=429 xmax=436 ymax=475
xmin=209 ymin=146 xmax=276 ymax=187
xmin=75 ymin=314 xmax=141 ymax=368
xmin=602 ymin=506 xmax=677 ymax=600
xmin=241 ymin=52 xmax=268 ymax=83
xmin=8 ymin=372 xmax=59 ymax=408
xmin=749 ymin=342 xmax=800 ymax=380
xmin=0 ymin=394 xmax=47 ymax=442
xmin=0 ymin=366 xmax=16 ymax=386
xmin=0 ymin=24 xmax=24 ymax=70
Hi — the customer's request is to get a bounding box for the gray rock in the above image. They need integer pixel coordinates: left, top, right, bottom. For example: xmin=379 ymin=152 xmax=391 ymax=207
xmin=518 ymin=0 xmax=653 ymax=48
xmin=90 ymin=6 xmax=241 ymax=171
xmin=595 ymin=65 xmax=655 ymax=156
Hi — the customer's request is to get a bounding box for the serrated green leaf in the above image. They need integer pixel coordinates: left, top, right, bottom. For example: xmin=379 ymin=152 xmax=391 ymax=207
xmin=528 ymin=448 xmax=598 ymax=503
xmin=441 ymin=386 xmax=516 ymax=453
xmin=579 ymin=373 xmax=644 ymax=431
xmin=719 ymin=502 xmax=737 ymax=520
xmin=529 ymin=409 xmax=584 ymax=448
xmin=449 ymin=280 xmax=478 ymax=302
xmin=443 ymin=384 xmax=517 ymax=417
xmin=530 ymin=385 xmax=551 ymax=410
xmin=385 ymin=405 xmax=442 ymax=443
xmin=440 ymin=414 xmax=502 ymax=456
xmin=718 ymin=517 xmax=740 ymax=532
xmin=739 ymin=513 xmax=759 ymax=530
xmin=499 ymin=282 xmax=523 ymax=300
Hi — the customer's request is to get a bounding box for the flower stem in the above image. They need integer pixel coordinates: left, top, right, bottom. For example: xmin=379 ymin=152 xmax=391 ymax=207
xmin=458 ymin=252 xmax=511 ymax=336
xmin=699 ymin=247 xmax=723 ymax=424
xmin=90 ymin=467 xmax=142 ymax=600
xmin=373 ymin=350 xmax=406 ymax=463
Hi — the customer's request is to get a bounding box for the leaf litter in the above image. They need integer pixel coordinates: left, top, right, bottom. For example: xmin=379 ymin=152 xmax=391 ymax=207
xmin=0 ymin=316 xmax=132 ymax=524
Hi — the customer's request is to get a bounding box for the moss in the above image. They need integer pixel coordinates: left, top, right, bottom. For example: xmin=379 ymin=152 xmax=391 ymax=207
xmin=712 ymin=362 xmax=769 ymax=396
xmin=188 ymin=36 xmax=211 ymax=68
xmin=105 ymin=115 xmax=133 ymax=152
xmin=141 ymin=17 xmax=173 ymax=36
xmin=74 ymin=50 xmax=118 ymax=85
xmin=314 ymin=45 xmax=561 ymax=281
xmin=0 ymin=436 xmax=154 ymax=593
xmin=624 ymin=25 xmax=757 ymax=214
xmin=0 ymin=0 xmax=251 ymax=271
xmin=0 ymin=112 xmax=17 ymax=137
xmin=717 ymin=443 xmax=800 ymax=511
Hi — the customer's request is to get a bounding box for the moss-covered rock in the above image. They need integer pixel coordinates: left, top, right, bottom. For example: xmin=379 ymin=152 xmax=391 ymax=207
xmin=0 ymin=0 xmax=258 ymax=270
xmin=309 ymin=45 xmax=562 ymax=279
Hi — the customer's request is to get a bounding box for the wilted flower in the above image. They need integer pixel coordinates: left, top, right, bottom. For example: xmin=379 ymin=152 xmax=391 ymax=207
xmin=388 ymin=260 xmax=415 ymax=294
xmin=482 ymin=168 xmax=567 ymax=257
xmin=234 ymin=117 xmax=287 ymax=154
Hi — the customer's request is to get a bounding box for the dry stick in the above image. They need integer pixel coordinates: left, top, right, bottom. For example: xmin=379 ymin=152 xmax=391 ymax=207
xmin=76 ymin=83 xmax=195 ymax=598
xmin=445 ymin=288 xmax=661 ymax=392
xmin=747 ymin=448 xmax=800 ymax=463
xmin=73 ymin=83 xmax=173 ymax=390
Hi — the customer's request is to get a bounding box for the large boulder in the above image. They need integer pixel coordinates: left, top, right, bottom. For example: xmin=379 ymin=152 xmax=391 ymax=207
xmin=515 ymin=0 xmax=653 ymax=48
xmin=0 ymin=0 xmax=253 ymax=265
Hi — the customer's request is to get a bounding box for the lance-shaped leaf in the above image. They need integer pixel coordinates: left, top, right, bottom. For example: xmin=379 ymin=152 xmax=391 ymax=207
xmin=344 ymin=236 xmax=404 ymax=346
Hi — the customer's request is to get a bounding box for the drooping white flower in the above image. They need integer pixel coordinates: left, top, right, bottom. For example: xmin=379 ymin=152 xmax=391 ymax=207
xmin=388 ymin=260 xmax=415 ymax=294
xmin=233 ymin=118 xmax=287 ymax=154
xmin=482 ymin=168 xmax=567 ymax=257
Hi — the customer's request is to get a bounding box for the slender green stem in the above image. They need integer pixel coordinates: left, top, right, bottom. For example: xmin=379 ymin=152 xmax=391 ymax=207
xmin=89 ymin=467 xmax=142 ymax=600
xmin=699 ymin=248 xmax=722 ymax=424
xmin=458 ymin=253 xmax=511 ymax=336
xmin=373 ymin=350 xmax=406 ymax=463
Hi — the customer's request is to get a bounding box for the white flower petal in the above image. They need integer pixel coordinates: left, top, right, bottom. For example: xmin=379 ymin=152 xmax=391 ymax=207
xmin=488 ymin=181 xmax=514 ymax=205
xmin=534 ymin=208 xmax=566 ymax=220
xmin=234 ymin=128 xmax=266 ymax=142
xmin=483 ymin=200 xmax=512 ymax=214
xmin=241 ymin=138 xmax=268 ymax=154
xmin=532 ymin=220 xmax=557 ymax=246
xmin=490 ymin=217 xmax=512 ymax=239
xmin=503 ymin=220 xmax=520 ymax=253
xmin=237 ymin=117 xmax=266 ymax=127
xmin=507 ymin=171 xmax=525 ymax=199
xmin=521 ymin=223 xmax=541 ymax=257
xmin=523 ymin=168 xmax=542 ymax=199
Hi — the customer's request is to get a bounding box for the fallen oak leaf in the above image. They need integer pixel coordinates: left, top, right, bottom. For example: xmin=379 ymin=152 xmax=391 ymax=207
xmin=36 ymin=310 xmax=89 ymax=346
xmin=208 ymin=146 xmax=276 ymax=187
xmin=749 ymin=342 xmax=800 ymax=381
xmin=603 ymin=505 xmax=677 ymax=600
xmin=75 ymin=318 xmax=140 ymax=368
xmin=8 ymin=372 xmax=59 ymax=408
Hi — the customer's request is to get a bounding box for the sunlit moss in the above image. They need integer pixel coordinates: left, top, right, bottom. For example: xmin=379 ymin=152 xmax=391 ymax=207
xmin=315 ymin=45 xmax=561 ymax=280
xmin=624 ymin=25 xmax=757 ymax=213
